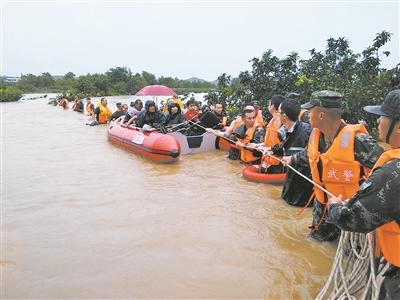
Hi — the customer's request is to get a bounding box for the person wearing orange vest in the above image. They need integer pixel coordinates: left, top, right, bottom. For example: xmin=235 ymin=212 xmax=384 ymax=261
xmin=184 ymin=99 xmax=200 ymax=122
xmin=212 ymin=103 xmax=229 ymax=129
xmin=326 ymin=89 xmax=400 ymax=299
xmin=208 ymin=107 xmax=264 ymax=162
xmin=265 ymin=97 xmax=314 ymax=206
xmin=233 ymin=109 xmax=265 ymax=164
xmin=85 ymin=97 xmax=94 ymax=116
xmin=250 ymin=100 xmax=265 ymax=127
xmin=94 ymin=98 xmax=112 ymax=124
xmin=214 ymin=105 xmax=254 ymax=160
xmin=286 ymin=91 xmax=384 ymax=241
xmin=256 ymin=95 xmax=285 ymax=174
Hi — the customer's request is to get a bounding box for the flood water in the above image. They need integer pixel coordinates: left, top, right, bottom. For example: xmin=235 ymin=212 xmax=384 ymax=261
xmin=2 ymin=96 xmax=337 ymax=299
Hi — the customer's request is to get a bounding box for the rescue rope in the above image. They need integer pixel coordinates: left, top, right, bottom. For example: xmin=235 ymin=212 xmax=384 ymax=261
xmin=192 ymin=122 xmax=380 ymax=298
xmin=260 ymin=151 xmax=336 ymax=198
xmin=262 ymin=152 xmax=380 ymax=299
xmin=315 ymin=231 xmax=379 ymax=300
xmin=191 ymin=120 xmax=335 ymax=197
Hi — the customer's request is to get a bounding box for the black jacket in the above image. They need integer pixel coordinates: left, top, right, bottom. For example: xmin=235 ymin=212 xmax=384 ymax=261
xmin=272 ymin=121 xmax=314 ymax=206
xmin=135 ymin=110 xmax=165 ymax=129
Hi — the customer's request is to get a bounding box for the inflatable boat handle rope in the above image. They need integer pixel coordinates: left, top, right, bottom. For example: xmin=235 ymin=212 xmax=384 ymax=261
xmin=188 ymin=120 xmax=335 ymax=197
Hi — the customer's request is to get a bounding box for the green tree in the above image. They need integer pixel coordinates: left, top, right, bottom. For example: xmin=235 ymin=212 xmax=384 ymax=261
xmin=64 ymin=72 xmax=76 ymax=80
xmin=142 ymin=71 xmax=157 ymax=85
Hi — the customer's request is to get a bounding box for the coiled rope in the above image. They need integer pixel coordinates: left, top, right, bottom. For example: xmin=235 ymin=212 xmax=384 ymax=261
xmin=316 ymin=231 xmax=379 ymax=300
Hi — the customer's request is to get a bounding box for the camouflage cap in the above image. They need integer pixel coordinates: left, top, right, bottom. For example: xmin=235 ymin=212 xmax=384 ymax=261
xmin=250 ymin=100 xmax=260 ymax=107
xmin=301 ymin=90 xmax=342 ymax=109
xmin=364 ymin=89 xmax=400 ymax=120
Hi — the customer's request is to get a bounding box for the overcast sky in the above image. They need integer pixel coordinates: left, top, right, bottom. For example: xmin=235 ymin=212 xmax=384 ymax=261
xmin=2 ymin=1 xmax=399 ymax=81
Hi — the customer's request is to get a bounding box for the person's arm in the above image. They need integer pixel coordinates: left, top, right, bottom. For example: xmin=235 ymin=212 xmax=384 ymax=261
xmin=108 ymin=111 xmax=117 ymax=122
xmin=327 ymin=160 xmax=400 ymax=233
xmin=135 ymin=113 xmax=144 ymax=128
xmin=252 ymin=127 xmax=265 ymax=144
xmin=154 ymin=112 xmax=166 ymax=129
xmin=126 ymin=115 xmax=137 ymax=126
xmin=271 ymin=143 xmax=284 ymax=156
xmin=354 ymin=133 xmax=384 ymax=169
xmin=94 ymin=107 xmax=100 ymax=121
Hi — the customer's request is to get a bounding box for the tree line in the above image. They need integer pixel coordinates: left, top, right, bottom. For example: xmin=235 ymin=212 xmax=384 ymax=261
xmin=2 ymin=30 xmax=399 ymax=132
xmin=0 ymin=68 xmax=216 ymax=102
xmin=206 ymin=30 xmax=399 ymax=132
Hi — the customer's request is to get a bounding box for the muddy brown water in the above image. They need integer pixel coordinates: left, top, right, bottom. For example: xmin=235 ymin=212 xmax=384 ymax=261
xmin=2 ymin=97 xmax=337 ymax=299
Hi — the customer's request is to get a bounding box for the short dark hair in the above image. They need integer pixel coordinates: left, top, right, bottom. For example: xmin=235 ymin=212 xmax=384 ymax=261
xmin=241 ymin=109 xmax=255 ymax=118
xmin=186 ymin=99 xmax=195 ymax=107
xmin=317 ymin=106 xmax=342 ymax=120
xmin=280 ymin=99 xmax=300 ymax=121
xmin=270 ymin=95 xmax=285 ymax=110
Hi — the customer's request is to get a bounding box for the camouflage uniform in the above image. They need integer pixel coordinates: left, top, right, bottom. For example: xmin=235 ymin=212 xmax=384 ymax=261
xmin=292 ymin=130 xmax=383 ymax=241
xmin=326 ymin=159 xmax=400 ymax=231
xmin=292 ymin=90 xmax=384 ymax=241
xmin=326 ymin=89 xmax=400 ymax=299
xmin=327 ymin=159 xmax=400 ymax=300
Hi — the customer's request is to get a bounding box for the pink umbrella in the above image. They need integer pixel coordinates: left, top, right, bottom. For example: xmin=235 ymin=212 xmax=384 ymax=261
xmin=135 ymin=85 xmax=177 ymax=97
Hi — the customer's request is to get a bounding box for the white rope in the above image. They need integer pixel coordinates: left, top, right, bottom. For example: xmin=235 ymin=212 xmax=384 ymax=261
xmin=192 ymin=121 xmax=336 ymax=197
xmin=315 ymin=232 xmax=379 ymax=300
xmin=192 ymin=121 xmax=381 ymax=299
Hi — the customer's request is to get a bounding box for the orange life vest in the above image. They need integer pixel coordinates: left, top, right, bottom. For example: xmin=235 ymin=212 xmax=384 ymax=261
xmin=184 ymin=108 xmax=199 ymax=121
xmin=262 ymin=118 xmax=282 ymax=166
xmin=230 ymin=117 xmax=243 ymax=130
xmin=372 ymin=148 xmax=400 ymax=267
xmin=98 ymin=104 xmax=112 ymax=124
xmin=308 ymin=124 xmax=369 ymax=204
xmin=221 ymin=116 xmax=228 ymax=127
xmin=255 ymin=110 xmax=264 ymax=127
xmin=238 ymin=125 xmax=260 ymax=163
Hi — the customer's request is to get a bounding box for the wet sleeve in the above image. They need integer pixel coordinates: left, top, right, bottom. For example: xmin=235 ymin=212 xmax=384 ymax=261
xmin=253 ymin=127 xmax=265 ymax=144
xmin=94 ymin=107 xmax=100 ymax=121
xmin=291 ymin=148 xmax=309 ymax=169
xmin=327 ymin=160 xmax=400 ymax=233
xmin=271 ymin=143 xmax=284 ymax=156
xmin=354 ymin=133 xmax=384 ymax=169
xmin=153 ymin=112 xmax=166 ymax=129
xmin=135 ymin=114 xmax=144 ymax=127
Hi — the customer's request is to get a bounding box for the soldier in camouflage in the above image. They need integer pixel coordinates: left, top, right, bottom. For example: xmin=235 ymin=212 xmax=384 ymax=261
xmin=284 ymin=91 xmax=384 ymax=241
xmin=327 ymin=89 xmax=400 ymax=300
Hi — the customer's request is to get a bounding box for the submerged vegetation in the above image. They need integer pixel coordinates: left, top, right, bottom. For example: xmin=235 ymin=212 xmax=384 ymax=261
xmin=0 ymin=86 xmax=24 ymax=102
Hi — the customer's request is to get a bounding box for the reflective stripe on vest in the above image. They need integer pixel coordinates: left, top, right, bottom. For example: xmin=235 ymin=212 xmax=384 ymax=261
xmin=373 ymin=149 xmax=400 ymax=267
xmin=287 ymin=147 xmax=305 ymax=152
xmin=307 ymin=124 xmax=369 ymax=203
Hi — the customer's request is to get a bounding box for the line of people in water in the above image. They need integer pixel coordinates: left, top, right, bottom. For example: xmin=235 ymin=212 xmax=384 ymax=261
xmin=55 ymin=89 xmax=399 ymax=298
xmin=211 ymin=89 xmax=399 ymax=299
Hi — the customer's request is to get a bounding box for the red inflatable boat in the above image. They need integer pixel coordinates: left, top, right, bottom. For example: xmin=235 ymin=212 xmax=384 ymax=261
xmin=107 ymin=121 xmax=181 ymax=163
xmin=242 ymin=165 xmax=287 ymax=184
